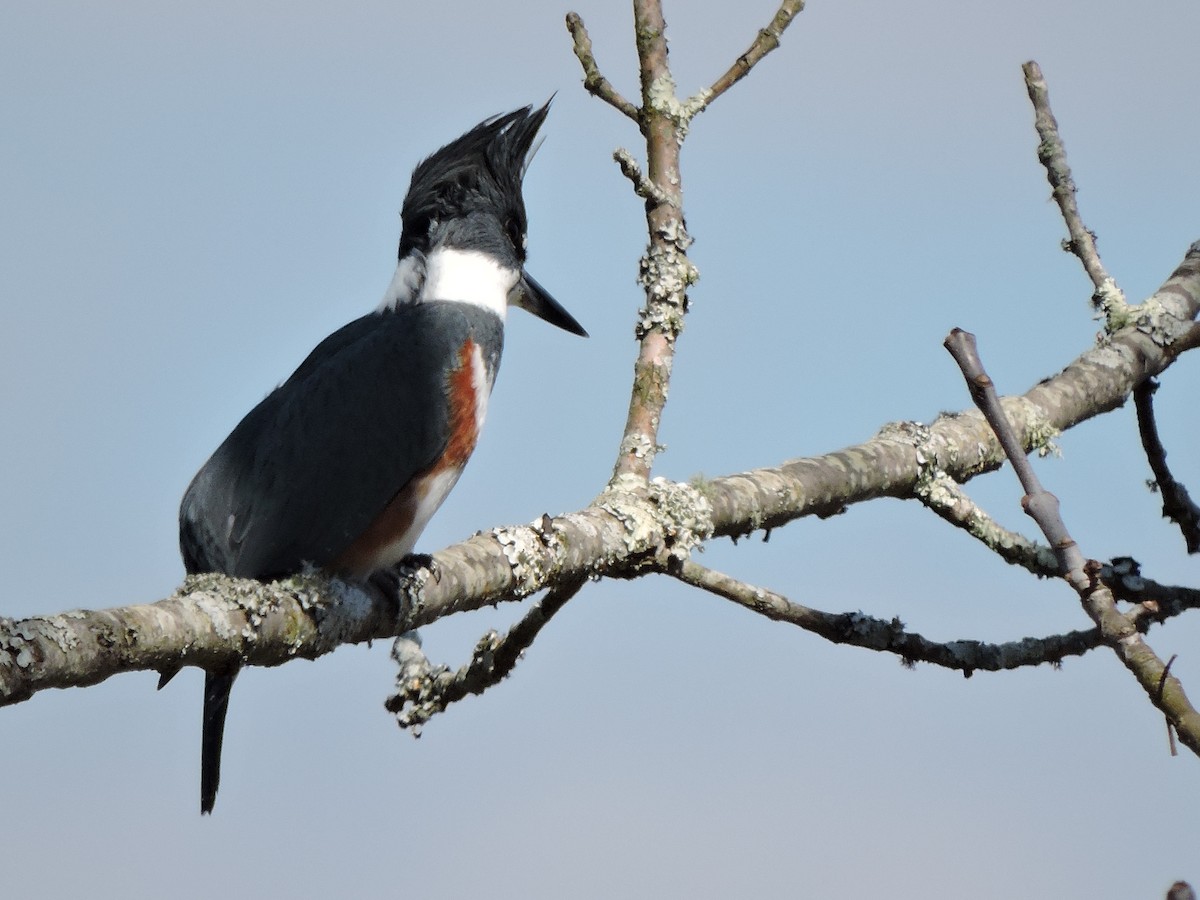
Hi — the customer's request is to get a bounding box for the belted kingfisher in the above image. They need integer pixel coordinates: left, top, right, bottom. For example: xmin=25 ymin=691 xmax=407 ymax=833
xmin=177 ymin=103 xmax=586 ymax=814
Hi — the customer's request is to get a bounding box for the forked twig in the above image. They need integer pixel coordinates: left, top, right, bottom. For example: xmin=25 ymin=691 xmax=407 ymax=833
xmin=386 ymin=577 xmax=585 ymax=731
xmin=565 ymin=12 xmax=640 ymax=122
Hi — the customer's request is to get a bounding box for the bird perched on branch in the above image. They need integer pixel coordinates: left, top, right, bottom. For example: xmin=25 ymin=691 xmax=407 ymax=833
xmin=176 ymin=102 xmax=586 ymax=814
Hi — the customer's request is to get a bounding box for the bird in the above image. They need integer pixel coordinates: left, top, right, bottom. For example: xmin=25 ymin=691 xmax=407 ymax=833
xmin=176 ymin=102 xmax=586 ymax=814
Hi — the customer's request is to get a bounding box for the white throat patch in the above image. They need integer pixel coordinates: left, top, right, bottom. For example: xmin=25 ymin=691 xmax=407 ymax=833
xmin=378 ymin=248 xmax=516 ymax=319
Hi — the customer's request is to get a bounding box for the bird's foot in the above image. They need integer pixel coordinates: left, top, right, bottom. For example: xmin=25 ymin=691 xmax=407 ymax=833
xmin=366 ymin=554 xmax=439 ymax=600
xmin=399 ymin=552 xmax=440 ymax=583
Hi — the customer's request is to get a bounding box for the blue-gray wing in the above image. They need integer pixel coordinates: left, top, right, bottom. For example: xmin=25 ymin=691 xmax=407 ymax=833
xmin=179 ymin=301 xmax=502 ymax=578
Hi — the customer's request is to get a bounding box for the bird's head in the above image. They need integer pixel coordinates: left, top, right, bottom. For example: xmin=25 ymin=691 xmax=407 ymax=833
xmin=390 ymin=102 xmax=587 ymax=337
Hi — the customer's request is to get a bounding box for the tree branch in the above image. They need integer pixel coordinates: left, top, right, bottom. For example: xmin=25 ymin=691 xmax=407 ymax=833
xmin=608 ymin=0 xmax=697 ymax=483
xmin=0 ymin=481 xmax=713 ymax=706
xmin=676 ymin=559 xmax=1200 ymax=671
xmin=674 ymin=560 xmax=1106 ymax=674
xmin=8 ymin=238 xmax=1197 ymax=709
xmin=701 ymin=242 xmax=1200 ymax=538
xmin=1023 ymin=60 xmax=1129 ymax=329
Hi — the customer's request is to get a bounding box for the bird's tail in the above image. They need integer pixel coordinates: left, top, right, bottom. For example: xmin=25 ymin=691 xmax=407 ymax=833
xmin=201 ymin=665 xmax=240 ymax=815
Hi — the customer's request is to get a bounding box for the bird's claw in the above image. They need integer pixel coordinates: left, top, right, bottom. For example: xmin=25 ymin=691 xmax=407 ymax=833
xmin=400 ymin=552 xmax=441 ymax=583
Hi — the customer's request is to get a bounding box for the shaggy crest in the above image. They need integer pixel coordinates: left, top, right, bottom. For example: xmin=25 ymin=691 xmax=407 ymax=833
xmin=397 ymin=102 xmax=551 ymax=262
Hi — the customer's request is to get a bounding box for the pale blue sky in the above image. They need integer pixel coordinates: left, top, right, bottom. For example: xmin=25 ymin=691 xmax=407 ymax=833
xmin=3 ymin=1 xmax=1199 ymax=897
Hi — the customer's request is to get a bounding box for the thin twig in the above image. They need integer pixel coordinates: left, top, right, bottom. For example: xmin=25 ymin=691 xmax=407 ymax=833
xmin=914 ymin=470 xmax=1060 ymax=576
xmin=689 ymin=0 xmax=807 ymax=114
xmin=1022 ymin=61 xmax=1129 ymax=328
xmin=386 ymin=577 xmax=585 ymax=731
xmin=565 ymin=12 xmax=640 ymax=122
xmin=675 ymin=561 xmax=1107 ymax=675
xmin=945 ymin=327 xmax=1200 ymax=757
xmin=1135 ymin=379 xmax=1200 ymax=553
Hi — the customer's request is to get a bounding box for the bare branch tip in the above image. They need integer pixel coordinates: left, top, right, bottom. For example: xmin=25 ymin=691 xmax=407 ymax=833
xmin=565 ymin=10 xmax=639 ymax=122
xmin=702 ymin=0 xmax=808 ymax=109
xmin=1020 ymin=61 xmax=1124 ymax=304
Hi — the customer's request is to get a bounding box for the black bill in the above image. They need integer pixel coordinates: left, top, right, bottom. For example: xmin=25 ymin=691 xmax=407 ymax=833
xmin=513 ymin=272 xmax=588 ymax=337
